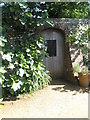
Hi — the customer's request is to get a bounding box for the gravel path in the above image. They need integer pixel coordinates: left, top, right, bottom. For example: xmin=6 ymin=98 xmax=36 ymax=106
xmin=0 ymin=80 xmax=89 ymax=118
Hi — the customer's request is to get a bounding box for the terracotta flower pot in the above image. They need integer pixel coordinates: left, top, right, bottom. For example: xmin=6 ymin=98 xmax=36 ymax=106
xmin=88 ymin=72 xmax=90 ymax=82
xmin=78 ymin=73 xmax=88 ymax=87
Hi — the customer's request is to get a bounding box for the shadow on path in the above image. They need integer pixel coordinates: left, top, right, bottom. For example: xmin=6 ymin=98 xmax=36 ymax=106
xmin=3 ymin=96 xmax=20 ymax=102
xmin=51 ymin=79 xmax=90 ymax=95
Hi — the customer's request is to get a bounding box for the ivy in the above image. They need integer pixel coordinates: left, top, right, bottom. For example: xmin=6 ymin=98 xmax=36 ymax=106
xmin=67 ymin=23 xmax=89 ymax=66
xmin=1 ymin=2 xmax=52 ymax=97
xmin=1 ymin=32 xmax=52 ymax=97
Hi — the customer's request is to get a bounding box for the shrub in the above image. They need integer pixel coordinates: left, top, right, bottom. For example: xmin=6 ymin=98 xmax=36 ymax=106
xmin=0 ymin=35 xmax=51 ymax=97
xmin=1 ymin=3 xmax=53 ymax=98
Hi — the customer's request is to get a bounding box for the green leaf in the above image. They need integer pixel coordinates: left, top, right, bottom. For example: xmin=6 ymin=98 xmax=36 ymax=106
xmin=10 ymin=89 xmax=14 ymax=95
xmin=19 ymin=19 xmax=26 ymax=25
xmin=19 ymin=3 xmax=27 ymax=9
xmin=10 ymin=7 xmax=15 ymax=12
xmin=0 ymin=104 xmax=5 ymax=109
xmin=37 ymin=50 xmax=41 ymax=54
xmin=0 ymin=67 xmax=6 ymax=74
xmin=46 ymin=20 xmax=54 ymax=27
xmin=0 ymin=98 xmax=3 ymax=102
xmin=0 ymin=36 xmax=7 ymax=42
xmin=0 ymin=41 xmax=5 ymax=47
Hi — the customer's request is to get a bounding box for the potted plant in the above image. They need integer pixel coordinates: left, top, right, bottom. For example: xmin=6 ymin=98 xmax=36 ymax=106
xmin=78 ymin=66 xmax=88 ymax=87
xmin=73 ymin=64 xmax=80 ymax=74
xmin=73 ymin=64 xmax=89 ymax=87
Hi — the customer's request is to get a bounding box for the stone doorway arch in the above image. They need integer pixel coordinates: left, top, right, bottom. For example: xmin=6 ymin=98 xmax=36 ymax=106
xmin=41 ymin=28 xmax=65 ymax=79
xmin=37 ymin=19 xmax=88 ymax=84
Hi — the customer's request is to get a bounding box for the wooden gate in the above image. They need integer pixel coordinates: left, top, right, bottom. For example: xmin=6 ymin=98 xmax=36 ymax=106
xmin=41 ymin=29 xmax=64 ymax=79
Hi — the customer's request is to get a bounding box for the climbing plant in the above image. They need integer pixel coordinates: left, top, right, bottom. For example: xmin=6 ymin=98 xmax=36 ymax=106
xmin=67 ymin=23 xmax=89 ymax=66
xmin=47 ymin=2 xmax=89 ymax=18
xmin=0 ymin=2 xmax=52 ymax=97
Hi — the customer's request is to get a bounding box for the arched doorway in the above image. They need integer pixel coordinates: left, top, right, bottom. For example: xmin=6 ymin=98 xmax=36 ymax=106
xmin=41 ymin=28 xmax=65 ymax=79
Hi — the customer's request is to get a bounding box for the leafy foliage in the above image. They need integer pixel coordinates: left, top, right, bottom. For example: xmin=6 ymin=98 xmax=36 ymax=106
xmin=47 ymin=2 xmax=89 ymax=18
xmin=80 ymin=66 xmax=88 ymax=75
xmin=1 ymin=34 xmax=51 ymax=97
xmin=73 ymin=64 xmax=80 ymax=73
xmin=1 ymin=2 xmax=52 ymax=97
xmin=73 ymin=64 xmax=88 ymax=75
xmin=67 ymin=23 xmax=89 ymax=66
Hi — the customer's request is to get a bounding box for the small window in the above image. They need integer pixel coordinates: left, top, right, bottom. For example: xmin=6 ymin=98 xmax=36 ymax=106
xmin=45 ymin=40 xmax=56 ymax=57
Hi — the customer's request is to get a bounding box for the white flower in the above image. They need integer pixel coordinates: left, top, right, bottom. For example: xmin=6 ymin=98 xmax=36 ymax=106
xmin=6 ymin=54 xmax=11 ymax=62
xmin=12 ymin=82 xmax=18 ymax=91
xmin=37 ymin=24 xmax=40 ymax=26
xmin=8 ymin=63 xmax=15 ymax=70
xmin=26 ymin=48 xmax=30 ymax=53
xmin=26 ymin=73 xmax=29 ymax=77
xmin=12 ymin=81 xmax=21 ymax=92
xmin=75 ymin=40 xmax=79 ymax=44
xmin=0 ymin=67 xmax=6 ymax=73
xmin=2 ymin=54 xmax=6 ymax=60
xmin=19 ymin=68 xmax=24 ymax=77
xmin=2 ymin=54 xmax=11 ymax=62
xmin=18 ymin=81 xmax=22 ymax=85
xmin=38 ymin=70 xmax=42 ymax=77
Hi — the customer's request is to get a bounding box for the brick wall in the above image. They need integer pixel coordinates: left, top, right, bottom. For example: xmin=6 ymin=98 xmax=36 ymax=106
xmin=70 ymin=46 xmax=83 ymax=67
xmin=37 ymin=18 xmax=89 ymax=84
xmin=64 ymin=42 xmax=76 ymax=84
